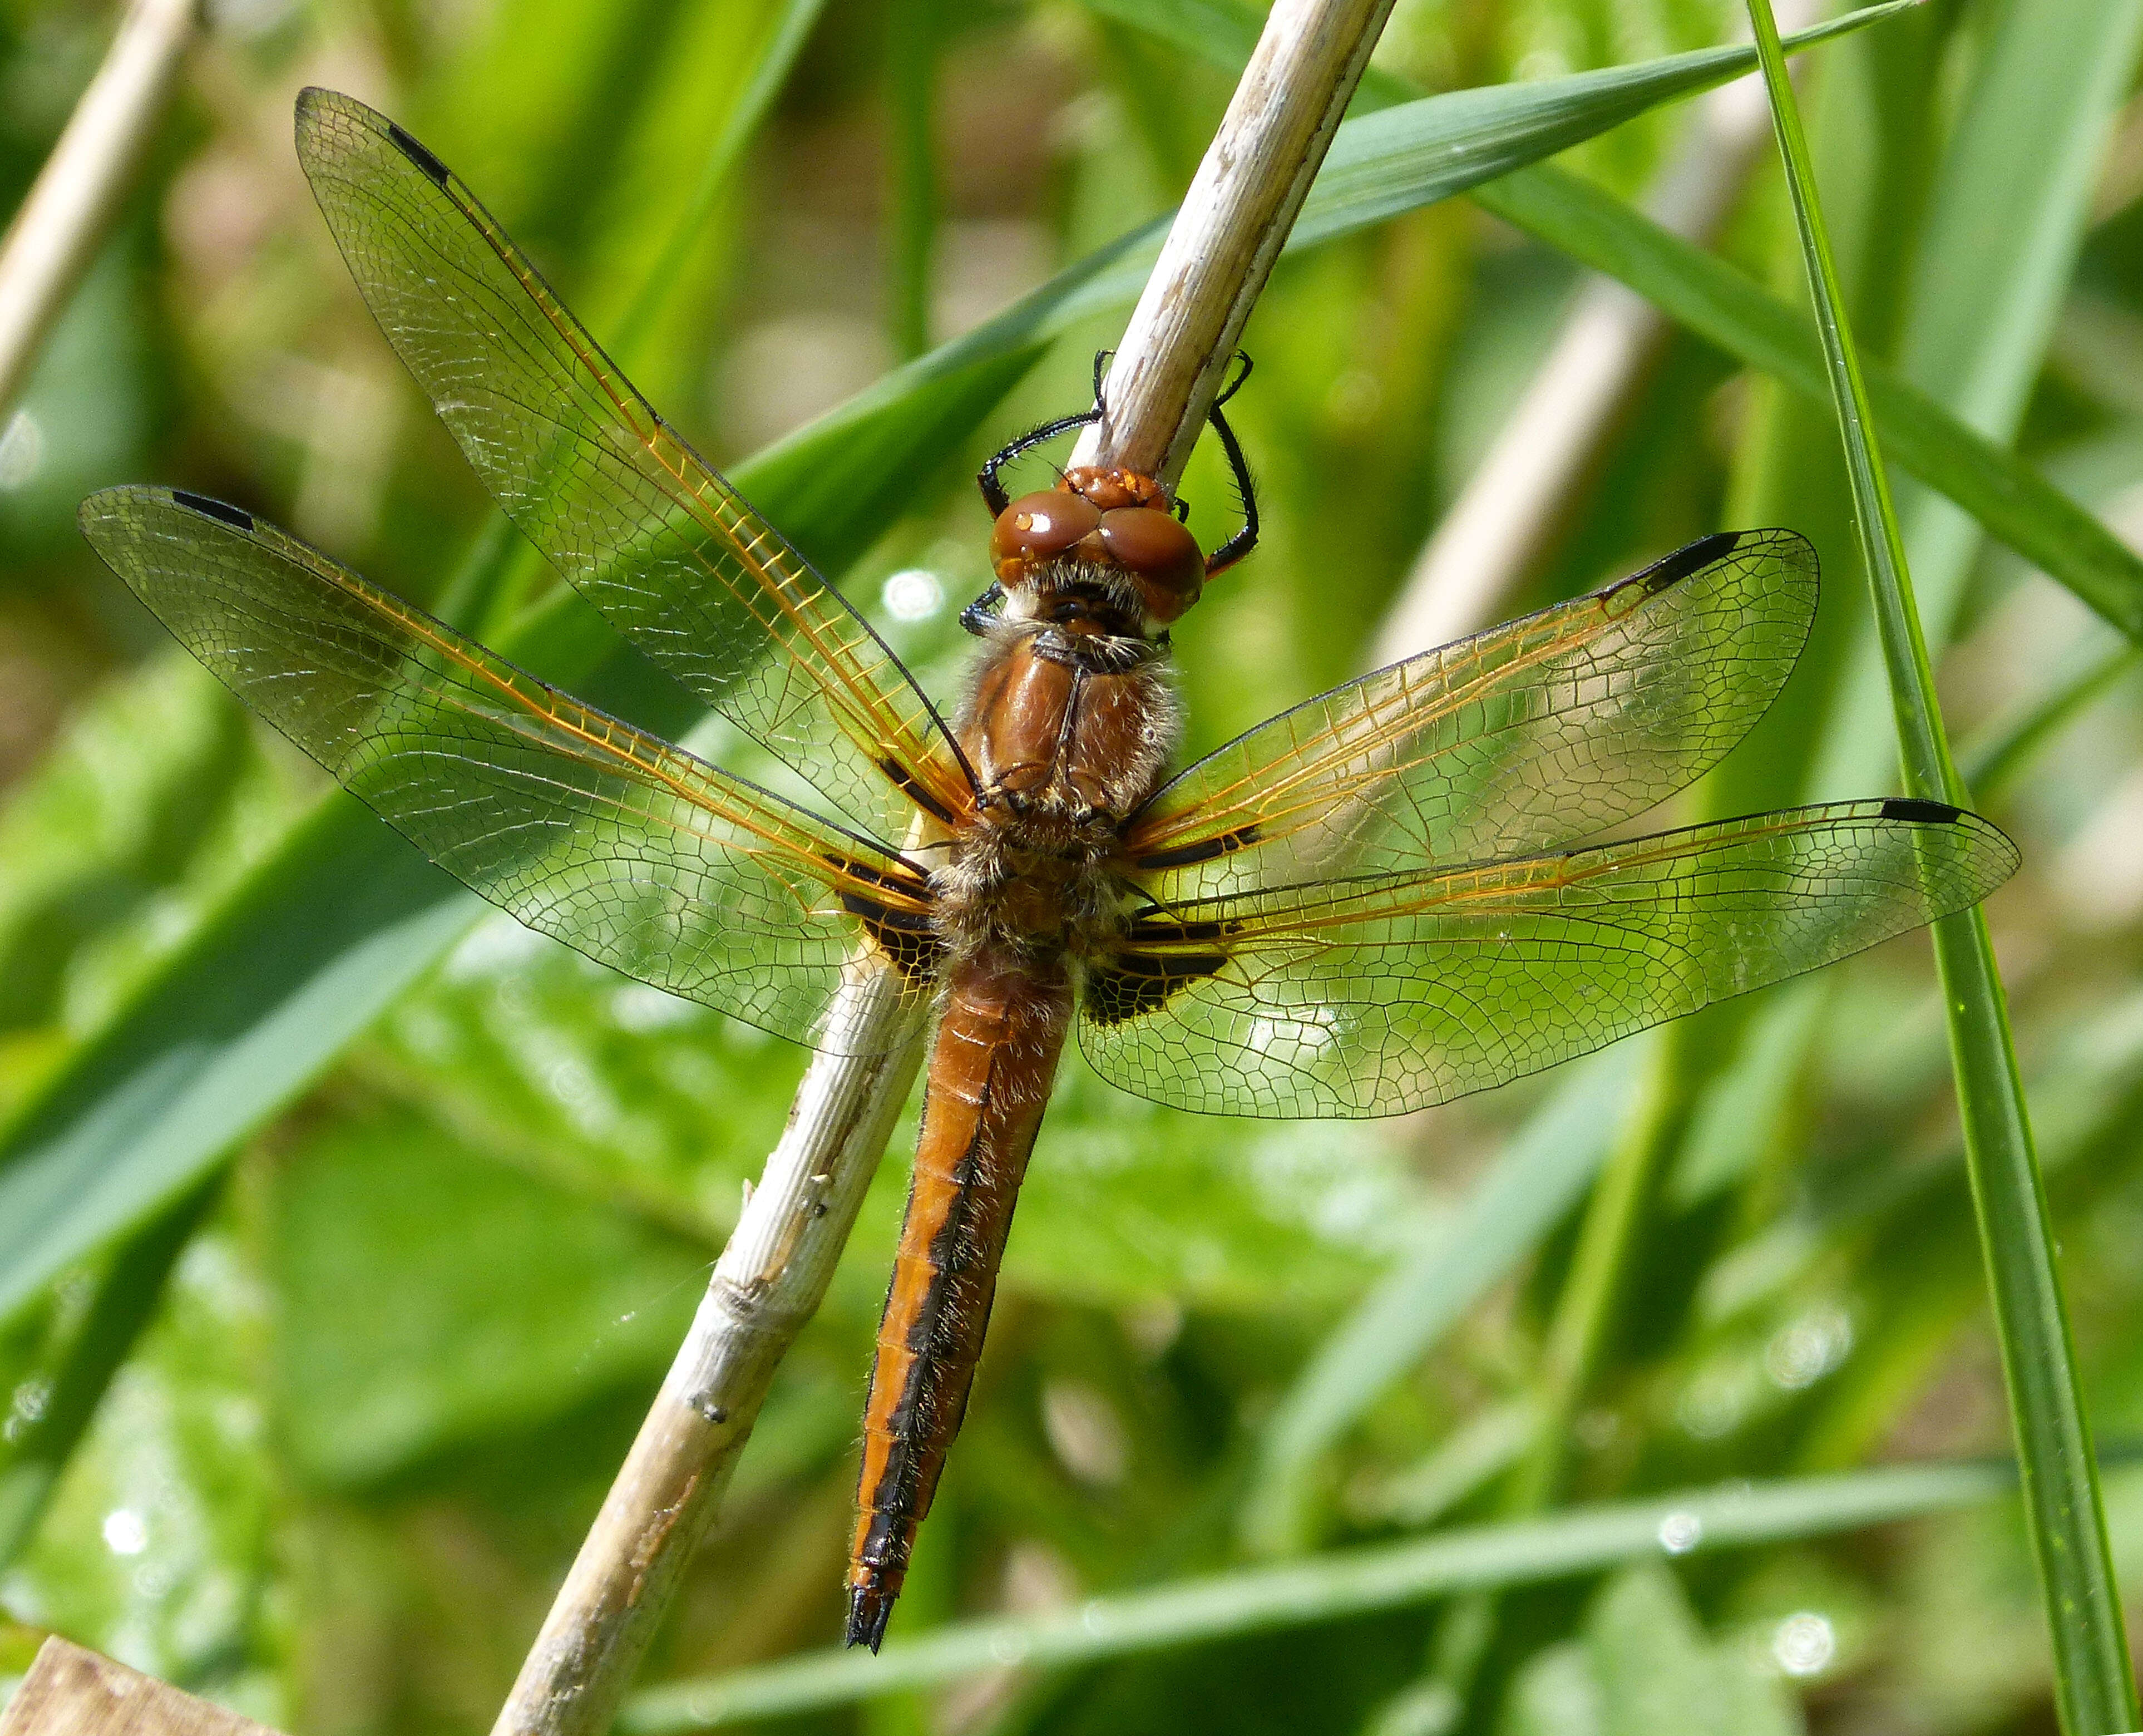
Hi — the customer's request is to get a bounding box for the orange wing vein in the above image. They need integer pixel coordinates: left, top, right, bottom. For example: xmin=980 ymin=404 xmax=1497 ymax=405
xmin=81 ymin=487 xmax=940 ymax=1054
xmin=1125 ymin=530 xmax=1816 ymax=897
xmin=293 ymin=87 xmax=970 ymax=847
xmin=1086 ymin=800 xmax=2017 ymax=1118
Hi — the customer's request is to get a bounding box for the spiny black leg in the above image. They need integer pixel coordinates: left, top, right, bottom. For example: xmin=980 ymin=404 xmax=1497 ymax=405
xmin=1202 ymin=372 xmax=1260 ymax=575
xmin=1213 ymin=348 xmax=1253 ymax=406
xmin=976 ymin=408 xmax=1099 ymax=515
xmin=959 ymin=582 xmax=1005 ymax=637
xmin=976 ymin=351 xmax=1119 ymax=515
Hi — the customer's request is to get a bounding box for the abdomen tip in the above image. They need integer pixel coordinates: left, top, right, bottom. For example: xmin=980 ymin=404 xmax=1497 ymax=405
xmin=847 ymin=1581 xmax=897 ymax=1651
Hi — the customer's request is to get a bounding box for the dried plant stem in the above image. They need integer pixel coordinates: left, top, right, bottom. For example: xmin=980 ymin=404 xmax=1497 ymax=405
xmin=491 ymin=966 xmax=924 ymax=1736
xmin=0 ymin=0 xmax=199 ymax=415
xmin=1070 ymin=0 xmax=1400 ymax=486
xmin=490 ymin=2 xmax=1396 ymax=1730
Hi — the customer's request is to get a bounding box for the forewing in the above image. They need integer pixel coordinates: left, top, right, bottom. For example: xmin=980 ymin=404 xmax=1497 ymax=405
xmin=292 ymin=87 xmax=969 ymax=843
xmin=80 ymin=487 xmax=939 ymax=1054
xmin=1127 ymin=531 xmax=1816 ymax=896
xmin=1085 ymin=800 xmax=2016 ymax=1117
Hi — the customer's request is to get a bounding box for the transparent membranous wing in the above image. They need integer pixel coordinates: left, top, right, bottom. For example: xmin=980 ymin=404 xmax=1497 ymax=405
xmin=81 ymin=488 xmax=940 ymax=1054
xmin=292 ymin=88 xmax=970 ymax=846
xmin=1125 ymin=531 xmax=1816 ymax=898
xmin=1084 ymin=801 xmax=2017 ymax=1118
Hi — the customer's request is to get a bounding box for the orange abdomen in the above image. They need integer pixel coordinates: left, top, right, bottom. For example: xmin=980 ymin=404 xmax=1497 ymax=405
xmin=846 ymin=948 xmax=1073 ymax=1650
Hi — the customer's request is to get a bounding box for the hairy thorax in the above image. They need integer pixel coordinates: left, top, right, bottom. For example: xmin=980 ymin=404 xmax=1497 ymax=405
xmin=935 ymin=594 xmax=1180 ymax=965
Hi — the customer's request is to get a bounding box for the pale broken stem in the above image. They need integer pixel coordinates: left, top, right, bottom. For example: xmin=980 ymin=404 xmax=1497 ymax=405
xmin=0 ymin=0 xmax=199 ymax=416
xmin=492 ymin=0 xmax=1398 ymax=1727
xmin=491 ymin=960 xmax=926 ymax=1736
xmin=1366 ymin=0 xmax=1814 ymax=667
xmin=1070 ymin=0 xmax=1400 ymax=487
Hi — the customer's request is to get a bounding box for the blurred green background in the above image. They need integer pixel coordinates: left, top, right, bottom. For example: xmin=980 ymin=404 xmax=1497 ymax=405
xmin=3 ymin=0 xmax=2143 ymax=1731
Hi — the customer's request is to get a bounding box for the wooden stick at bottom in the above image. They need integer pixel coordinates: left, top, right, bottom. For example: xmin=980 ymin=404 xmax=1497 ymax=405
xmin=0 ymin=1636 xmax=277 ymax=1736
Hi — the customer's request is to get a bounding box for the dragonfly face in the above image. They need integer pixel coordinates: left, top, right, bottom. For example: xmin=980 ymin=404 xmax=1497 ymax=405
xmin=989 ymin=471 xmax=1206 ymax=626
xmin=79 ymin=90 xmax=2021 ymax=1655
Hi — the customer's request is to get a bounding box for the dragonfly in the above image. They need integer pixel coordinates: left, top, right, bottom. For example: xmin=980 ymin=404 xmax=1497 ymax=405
xmin=82 ymin=89 xmax=2017 ymax=1652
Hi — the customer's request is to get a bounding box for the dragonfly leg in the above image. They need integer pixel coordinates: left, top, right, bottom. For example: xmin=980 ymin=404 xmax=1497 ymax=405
xmin=1202 ymin=351 xmax=1259 ymax=576
xmin=976 ymin=407 xmax=1102 ymax=515
xmin=959 ymin=582 xmax=1005 ymax=637
xmin=975 ymin=350 xmax=1117 ymax=515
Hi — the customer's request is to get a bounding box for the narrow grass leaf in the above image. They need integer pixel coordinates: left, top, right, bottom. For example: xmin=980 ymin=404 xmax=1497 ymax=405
xmin=1961 ymin=643 xmax=2137 ymax=801
xmin=609 ymin=0 xmax=829 ymax=364
xmin=621 ymin=1458 xmax=2039 ymax=1729
xmin=0 ymin=1178 xmax=219 ymax=1565
xmin=1744 ymin=4 xmax=2139 ymax=1729
xmin=1357 ymin=1399 xmax=1539 ymax=1530
xmin=1005 ymin=0 xmax=1905 ymax=329
xmin=883 ymin=0 xmax=941 ymax=359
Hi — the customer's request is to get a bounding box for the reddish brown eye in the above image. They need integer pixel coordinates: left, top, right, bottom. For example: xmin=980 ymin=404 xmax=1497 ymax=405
xmin=1099 ymin=506 xmax=1204 ymax=620
xmin=990 ymin=490 xmax=1102 ymax=569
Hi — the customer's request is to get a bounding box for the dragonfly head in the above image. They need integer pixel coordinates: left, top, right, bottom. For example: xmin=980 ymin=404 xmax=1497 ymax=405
xmin=990 ymin=467 xmax=1204 ymax=632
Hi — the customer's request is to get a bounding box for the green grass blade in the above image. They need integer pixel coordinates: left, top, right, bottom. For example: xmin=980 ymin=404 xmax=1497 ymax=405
xmin=608 ymin=0 xmax=829 ymax=366
xmin=1026 ymin=0 xmax=1908 ymax=330
xmin=1241 ymin=1052 xmax=1635 ymax=1555
xmin=1505 ymin=1039 xmax=1684 ymax=1518
xmin=619 ymin=1457 xmax=2051 ymax=1729
xmin=1897 ymin=0 xmax=2143 ymax=468
xmin=1744 ymin=4 xmax=2139 ymax=1729
xmin=1746 ymin=18 xmax=1944 ymax=799
xmin=1357 ymin=1399 xmax=1539 ymax=1530
xmin=883 ymin=0 xmax=941 ymax=359
xmin=1082 ymin=0 xmax=1913 ymax=151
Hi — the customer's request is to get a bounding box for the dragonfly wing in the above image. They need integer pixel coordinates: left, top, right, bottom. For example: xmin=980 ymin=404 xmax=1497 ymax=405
xmin=81 ymin=487 xmax=940 ymax=1054
xmin=1084 ymin=800 xmax=2016 ymax=1118
xmin=292 ymin=87 xmax=970 ymax=842
xmin=1126 ymin=530 xmax=1816 ymax=897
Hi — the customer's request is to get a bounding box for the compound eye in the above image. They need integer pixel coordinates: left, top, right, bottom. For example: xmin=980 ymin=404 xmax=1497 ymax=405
xmin=991 ymin=490 xmax=1102 ymax=569
xmin=1099 ymin=506 xmax=1204 ymax=619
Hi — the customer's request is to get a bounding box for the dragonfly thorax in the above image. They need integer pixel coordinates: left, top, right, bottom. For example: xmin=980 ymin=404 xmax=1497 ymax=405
xmin=938 ymin=606 xmax=1182 ymax=970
